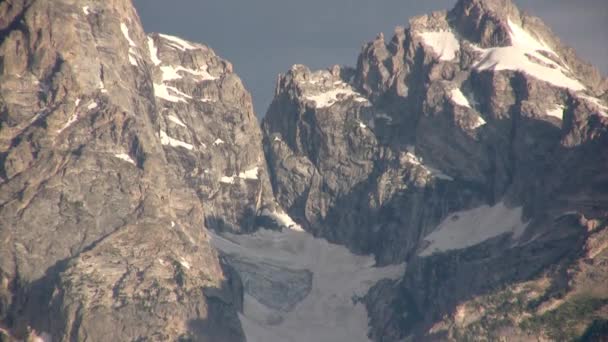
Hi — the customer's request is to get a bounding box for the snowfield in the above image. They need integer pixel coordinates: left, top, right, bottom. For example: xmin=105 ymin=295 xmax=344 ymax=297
xmin=419 ymin=201 xmax=529 ymax=256
xmin=210 ymin=226 xmax=405 ymax=342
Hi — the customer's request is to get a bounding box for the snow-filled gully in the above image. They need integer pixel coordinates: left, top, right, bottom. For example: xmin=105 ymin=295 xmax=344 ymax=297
xmin=209 ymin=228 xmax=405 ymax=342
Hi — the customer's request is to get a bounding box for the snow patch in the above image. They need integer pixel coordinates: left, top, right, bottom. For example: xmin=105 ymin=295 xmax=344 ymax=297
xmin=220 ymin=176 xmax=236 ymax=184
xmin=159 ymin=33 xmax=198 ymax=51
xmin=213 ymin=138 xmax=225 ymax=146
xmin=153 ymin=83 xmax=192 ymax=103
xmin=546 ymin=105 xmax=565 ymax=120
xmin=147 ymin=37 xmax=161 ymax=66
xmin=120 ymin=22 xmax=139 ymax=66
xmin=160 ymin=130 xmax=193 ymax=150
xmin=419 ymin=31 xmax=460 ymax=61
xmin=114 ymin=153 xmax=135 ymax=165
xmin=305 ymin=88 xmax=368 ymax=108
xmin=220 ymin=166 xmax=259 ymax=184
xmin=58 ymin=113 xmax=79 ymax=133
xmin=87 ymin=102 xmax=97 ymax=110
xmin=82 ymin=6 xmax=90 ymax=15
xmin=179 ymin=257 xmax=191 ymax=270
xmin=450 ymin=88 xmax=471 ymax=108
xmin=168 ymin=115 xmax=187 ymax=127
xmin=404 ymin=152 xmax=453 ymax=181
xmin=210 ymin=228 xmax=405 ymax=342
xmin=473 ymin=19 xmax=585 ymax=91
xmin=98 ymin=80 xmax=107 ymax=93
xmin=419 ymin=201 xmax=529 ymax=256
xmin=239 ymin=167 xmax=259 ymax=180
xmin=358 ymin=121 xmax=367 ymax=129
xmin=261 ymin=209 xmax=305 ymax=232
xmin=160 ymin=65 xmax=216 ymax=82
xmin=471 ymin=114 xmax=486 ymax=129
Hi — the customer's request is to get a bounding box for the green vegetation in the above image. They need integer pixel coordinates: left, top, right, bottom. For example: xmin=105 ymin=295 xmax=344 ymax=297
xmin=520 ymin=296 xmax=608 ymax=341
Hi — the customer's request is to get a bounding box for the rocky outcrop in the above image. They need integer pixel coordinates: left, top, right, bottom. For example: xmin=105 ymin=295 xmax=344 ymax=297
xmin=262 ymin=0 xmax=608 ymax=339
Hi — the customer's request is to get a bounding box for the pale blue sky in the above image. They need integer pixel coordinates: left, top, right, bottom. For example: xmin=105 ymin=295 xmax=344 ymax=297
xmin=134 ymin=0 xmax=608 ymax=116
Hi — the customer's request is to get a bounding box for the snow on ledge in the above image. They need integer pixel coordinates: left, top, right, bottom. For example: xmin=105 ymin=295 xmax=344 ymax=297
xmin=160 ymin=65 xmax=217 ymax=82
xmin=120 ymin=22 xmax=139 ymax=66
xmin=419 ymin=30 xmax=460 ymax=61
xmin=450 ymin=88 xmax=471 ymax=108
xmin=160 ymin=130 xmax=193 ymax=150
xmin=220 ymin=167 xmax=260 ymax=184
xmin=153 ymin=83 xmax=192 ymax=103
xmin=159 ymin=33 xmax=198 ymax=51
xmin=114 ymin=153 xmax=136 ymax=165
xmin=168 ymin=115 xmax=187 ymax=127
xmin=147 ymin=37 xmax=161 ymax=66
xmin=305 ymin=88 xmax=368 ymax=108
xmin=261 ymin=208 xmax=305 ymax=232
xmin=473 ymin=19 xmax=585 ymax=91
xmin=213 ymin=138 xmax=225 ymax=146
xmin=419 ymin=201 xmax=529 ymax=256
xmin=404 ymin=151 xmax=453 ymax=181
xmin=546 ymin=105 xmax=564 ymax=120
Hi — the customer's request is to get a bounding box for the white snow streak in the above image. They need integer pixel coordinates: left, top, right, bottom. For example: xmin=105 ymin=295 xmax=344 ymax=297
xmin=160 ymin=130 xmax=193 ymax=150
xmin=261 ymin=208 xmax=305 ymax=232
xmin=220 ymin=167 xmax=259 ymax=184
xmin=168 ymin=115 xmax=187 ymax=127
xmin=404 ymin=151 xmax=453 ymax=181
xmin=147 ymin=37 xmax=161 ymax=66
xmin=114 ymin=153 xmax=135 ymax=165
xmin=153 ymin=83 xmax=192 ymax=103
xmin=213 ymin=138 xmax=225 ymax=146
xmin=305 ymin=88 xmax=368 ymax=108
xmin=546 ymin=105 xmax=564 ymax=120
xmin=87 ymin=102 xmax=97 ymax=110
xmin=419 ymin=31 xmax=460 ymax=61
xmin=159 ymin=33 xmax=198 ymax=51
xmin=419 ymin=201 xmax=529 ymax=256
xmin=450 ymin=88 xmax=471 ymax=108
xmin=82 ymin=6 xmax=90 ymax=15
xmin=473 ymin=19 xmax=585 ymax=91
xmin=120 ymin=22 xmax=139 ymax=66
xmin=160 ymin=65 xmax=216 ymax=82
xmin=209 ymin=228 xmax=405 ymax=342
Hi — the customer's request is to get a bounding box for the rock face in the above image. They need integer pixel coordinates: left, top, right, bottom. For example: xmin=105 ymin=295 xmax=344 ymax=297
xmin=1 ymin=0 xmax=607 ymax=341
xmin=262 ymin=0 xmax=608 ymax=339
xmin=0 ymin=0 xmax=271 ymax=340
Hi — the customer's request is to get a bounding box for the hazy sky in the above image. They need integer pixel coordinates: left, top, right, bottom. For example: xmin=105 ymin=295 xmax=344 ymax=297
xmin=134 ymin=0 xmax=608 ymax=116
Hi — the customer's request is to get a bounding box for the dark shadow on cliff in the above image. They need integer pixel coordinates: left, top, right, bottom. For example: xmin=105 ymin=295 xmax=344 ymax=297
xmin=185 ymin=257 xmax=245 ymax=342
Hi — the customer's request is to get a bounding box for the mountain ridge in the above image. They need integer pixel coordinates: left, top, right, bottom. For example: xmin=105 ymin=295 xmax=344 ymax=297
xmin=0 ymin=0 xmax=607 ymax=340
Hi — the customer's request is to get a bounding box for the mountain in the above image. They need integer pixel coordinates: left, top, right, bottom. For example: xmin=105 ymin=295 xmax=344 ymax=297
xmin=261 ymin=0 xmax=608 ymax=339
xmin=0 ymin=0 xmax=607 ymax=341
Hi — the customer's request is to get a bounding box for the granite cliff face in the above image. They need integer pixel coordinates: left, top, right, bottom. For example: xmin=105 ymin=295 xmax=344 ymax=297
xmin=1 ymin=0 xmax=607 ymax=341
xmin=0 ymin=0 xmax=273 ymax=340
